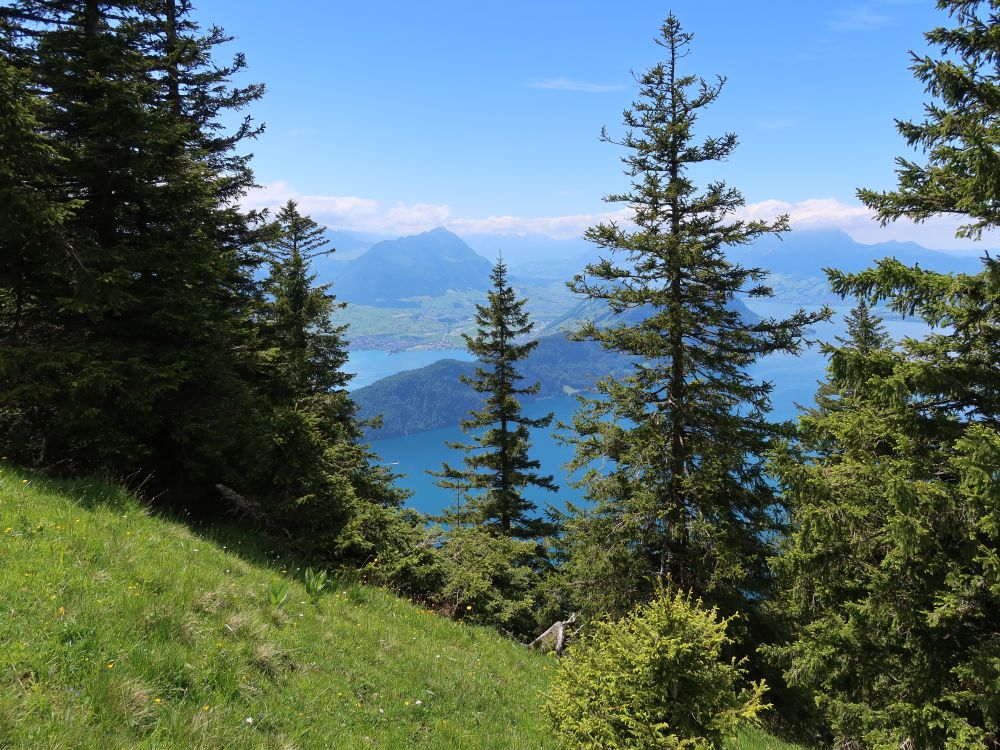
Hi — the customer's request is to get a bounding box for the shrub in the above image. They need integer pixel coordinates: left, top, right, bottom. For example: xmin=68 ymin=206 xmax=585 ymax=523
xmin=432 ymin=525 xmax=541 ymax=635
xmin=546 ymin=584 xmax=768 ymax=750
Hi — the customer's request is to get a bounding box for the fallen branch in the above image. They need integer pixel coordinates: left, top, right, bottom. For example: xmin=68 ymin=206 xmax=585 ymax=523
xmin=529 ymin=613 xmax=578 ymax=656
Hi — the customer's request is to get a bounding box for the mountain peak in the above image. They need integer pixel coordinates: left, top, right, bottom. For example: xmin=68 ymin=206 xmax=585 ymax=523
xmin=422 ymin=226 xmax=459 ymax=238
xmin=321 ymin=227 xmax=493 ymax=307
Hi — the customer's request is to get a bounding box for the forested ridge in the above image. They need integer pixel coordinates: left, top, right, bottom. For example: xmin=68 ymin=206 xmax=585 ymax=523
xmin=2 ymin=2 xmax=1000 ymax=748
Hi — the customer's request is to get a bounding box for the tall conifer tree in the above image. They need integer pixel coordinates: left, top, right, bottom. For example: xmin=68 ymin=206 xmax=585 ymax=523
xmin=772 ymin=3 xmax=1000 ymax=745
xmin=769 ymin=294 xmax=1000 ymax=747
xmin=0 ymin=53 xmax=78 ymax=463
xmin=255 ymin=201 xmax=356 ymax=514
xmin=261 ymin=200 xmax=350 ymax=402
xmin=435 ymin=257 xmax=557 ymax=539
xmin=0 ymin=0 xmax=267 ymax=495
xmin=559 ymin=14 xmax=826 ymax=620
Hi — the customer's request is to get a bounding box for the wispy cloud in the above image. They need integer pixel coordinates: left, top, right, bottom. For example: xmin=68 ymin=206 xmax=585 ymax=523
xmin=385 ymin=202 xmax=453 ymax=235
xmin=450 ymin=199 xmax=999 ymax=249
xmin=528 ymin=77 xmax=622 ymax=93
xmin=244 ymin=182 xmax=452 ymax=236
xmin=450 ymin=209 xmax=633 ymax=240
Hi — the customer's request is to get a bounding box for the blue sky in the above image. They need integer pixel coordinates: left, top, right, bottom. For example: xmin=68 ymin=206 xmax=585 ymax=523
xmin=196 ymin=1 xmax=993 ymax=250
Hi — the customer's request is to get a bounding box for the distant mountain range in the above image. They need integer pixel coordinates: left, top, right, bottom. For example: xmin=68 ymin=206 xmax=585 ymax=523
xmin=316 ymin=225 xmax=985 ymax=308
xmin=735 ymin=228 xmax=983 ymax=276
xmin=312 ymin=225 xmax=986 ymax=351
xmin=332 ymin=224 xmax=988 ymax=437
xmin=461 ymin=228 xmax=986 ymax=289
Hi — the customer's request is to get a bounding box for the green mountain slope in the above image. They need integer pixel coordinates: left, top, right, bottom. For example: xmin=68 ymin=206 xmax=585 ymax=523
xmin=0 ymin=466 xmax=807 ymax=750
xmin=0 ymin=467 xmax=556 ymax=749
xmin=352 ymin=301 xmax=762 ymax=440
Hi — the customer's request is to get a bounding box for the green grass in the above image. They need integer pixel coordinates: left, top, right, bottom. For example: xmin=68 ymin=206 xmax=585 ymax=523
xmin=732 ymin=727 xmax=812 ymax=750
xmin=0 ymin=465 xmax=809 ymax=749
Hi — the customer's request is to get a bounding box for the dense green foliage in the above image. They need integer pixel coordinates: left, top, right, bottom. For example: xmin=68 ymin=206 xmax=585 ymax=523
xmin=0 ymin=1 xmax=406 ymax=561
xmin=547 ymin=585 xmax=769 ymax=749
xmin=771 ymin=293 xmax=1000 ymax=748
xmin=248 ymin=200 xmax=408 ymax=548
xmin=557 ymin=15 xmax=826 ymax=624
xmin=260 ymin=200 xmax=351 ymax=402
xmin=770 ymin=3 xmax=1000 ymax=746
xmin=434 ymin=257 xmax=557 ymax=538
xmin=0 ymin=0 xmax=267 ymax=489
xmin=0 ymin=52 xmax=77 ymax=462
xmin=428 ymin=525 xmax=541 ymax=633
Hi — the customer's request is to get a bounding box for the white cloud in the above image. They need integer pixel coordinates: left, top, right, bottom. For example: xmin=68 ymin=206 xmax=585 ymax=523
xmin=528 ymin=77 xmax=622 ymax=93
xmin=245 ymin=181 xmax=630 ymax=240
xmin=449 ymin=209 xmax=634 ymax=240
xmin=244 ymin=182 xmax=447 ymax=235
xmin=246 ymin=183 xmax=997 ymax=252
xmin=738 ymin=198 xmax=870 ymax=227
xmin=738 ymin=197 xmax=998 ymax=251
xmin=384 ymin=202 xmax=453 ymax=235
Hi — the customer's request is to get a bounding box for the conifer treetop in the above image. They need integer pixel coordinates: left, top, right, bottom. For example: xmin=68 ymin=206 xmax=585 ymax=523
xmin=559 ymin=13 xmax=829 ymax=620
xmin=433 ymin=255 xmax=557 ymax=539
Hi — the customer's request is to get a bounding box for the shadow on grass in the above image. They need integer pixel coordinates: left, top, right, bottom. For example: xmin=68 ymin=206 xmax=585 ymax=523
xmin=6 ymin=466 xmax=368 ymax=597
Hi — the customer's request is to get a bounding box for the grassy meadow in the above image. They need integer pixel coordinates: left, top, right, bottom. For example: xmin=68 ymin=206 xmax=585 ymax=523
xmin=0 ymin=465 xmax=807 ymax=749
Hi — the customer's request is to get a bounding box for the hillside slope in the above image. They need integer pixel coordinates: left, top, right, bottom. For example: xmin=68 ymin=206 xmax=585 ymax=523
xmin=0 ymin=467 xmax=556 ymax=749
xmin=353 ymin=301 xmax=762 ymax=440
xmin=0 ymin=467 xmax=808 ymax=750
xmin=353 ymin=334 xmax=636 ymax=439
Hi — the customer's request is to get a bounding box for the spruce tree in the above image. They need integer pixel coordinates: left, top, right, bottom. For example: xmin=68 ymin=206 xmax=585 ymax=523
xmin=0 ymin=0 xmax=267 ymax=496
xmin=256 ymin=201 xmax=355 ymax=513
xmin=846 ymin=0 xmax=1000 ymax=425
xmin=0 ymin=53 xmax=77 ymax=463
xmin=769 ymin=300 xmax=1000 ymax=747
xmin=559 ymin=14 xmax=827 ymax=620
xmin=261 ymin=200 xmax=351 ymax=402
xmin=857 ymin=0 xmax=1000 ymax=240
xmin=771 ymin=4 xmax=1000 ymax=745
xmin=434 ymin=256 xmax=557 ymax=539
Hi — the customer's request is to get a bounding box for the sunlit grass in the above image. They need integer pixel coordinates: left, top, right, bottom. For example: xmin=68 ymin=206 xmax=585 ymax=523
xmin=728 ymin=727 xmax=812 ymax=750
xmin=0 ymin=464 xmax=810 ymax=749
xmin=0 ymin=466 xmax=556 ymax=748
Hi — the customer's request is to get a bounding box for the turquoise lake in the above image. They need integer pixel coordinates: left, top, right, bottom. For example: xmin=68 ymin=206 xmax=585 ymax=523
xmin=357 ymin=302 xmax=933 ymax=516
